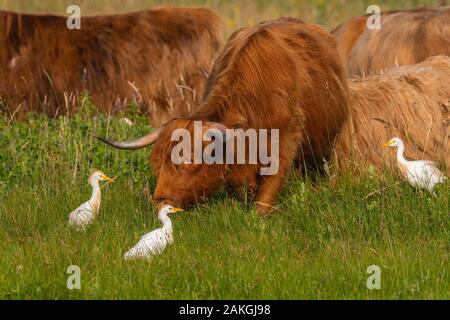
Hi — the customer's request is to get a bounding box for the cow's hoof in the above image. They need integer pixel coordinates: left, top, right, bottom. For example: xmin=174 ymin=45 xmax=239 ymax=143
xmin=255 ymin=202 xmax=277 ymax=217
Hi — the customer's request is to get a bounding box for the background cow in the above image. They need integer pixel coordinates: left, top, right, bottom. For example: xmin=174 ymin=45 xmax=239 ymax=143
xmin=332 ymin=6 xmax=450 ymax=77
xmin=98 ymin=18 xmax=349 ymax=215
xmin=333 ymin=55 xmax=450 ymax=174
xmin=0 ymin=7 xmax=222 ymax=127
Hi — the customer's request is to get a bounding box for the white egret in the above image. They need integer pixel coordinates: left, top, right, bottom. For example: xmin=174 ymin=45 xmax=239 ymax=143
xmin=384 ymin=137 xmax=447 ymax=193
xmin=68 ymin=171 xmax=114 ymax=229
xmin=124 ymin=205 xmax=184 ymax=260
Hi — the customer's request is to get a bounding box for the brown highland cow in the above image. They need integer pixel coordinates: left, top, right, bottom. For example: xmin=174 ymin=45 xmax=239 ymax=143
xmin=333 ymin=55 xmax=450 ymax=174
xmin=0 ymin=7 xmax=222 ymax=127
xmin=332 ymin=6 xmax=450 ymax=77
xmin=98 ymin=18 xmax=349 ymax=215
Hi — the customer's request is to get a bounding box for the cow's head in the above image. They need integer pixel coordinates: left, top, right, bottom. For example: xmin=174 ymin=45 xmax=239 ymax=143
xmin=97 ymin=119 xmax=227 ymax=209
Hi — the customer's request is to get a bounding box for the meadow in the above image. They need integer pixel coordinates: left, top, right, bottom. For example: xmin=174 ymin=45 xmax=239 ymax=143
xmin=0 ymin=0 xmax=449 ymax=300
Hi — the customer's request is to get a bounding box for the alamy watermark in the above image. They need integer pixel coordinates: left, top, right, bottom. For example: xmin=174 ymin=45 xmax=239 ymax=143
xmin=170 ymin=121 xmax=280 ymax=176
xmin=367 ymin=5 xmax=382 ymax=30
xmin=66 ymin=5 xmax=81 ymax=30
xmin=66 ymin=265 xmax=81 ymax=290
xmin=366 ymin=265 xmax=381 ymax=290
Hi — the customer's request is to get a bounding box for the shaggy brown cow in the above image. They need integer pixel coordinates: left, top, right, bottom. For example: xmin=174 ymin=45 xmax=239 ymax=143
xmin=332 ymin=6 xmax=450 ymax=77
xmin=98 ymin=18 xmax=349 ymax=215
xmin=333 ymin=55 xmax=450 ymax=174
xmin=0 ymin=7 xmax=222 ymax=127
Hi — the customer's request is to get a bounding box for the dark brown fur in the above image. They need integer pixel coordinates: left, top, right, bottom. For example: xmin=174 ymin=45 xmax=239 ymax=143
xmin=0 ymin=8 xmax=222 ymax=127
xmin=150 ymin=18 xmax=349 ymax=215
xmin=332 ymin=6 xmax=450 ymax=77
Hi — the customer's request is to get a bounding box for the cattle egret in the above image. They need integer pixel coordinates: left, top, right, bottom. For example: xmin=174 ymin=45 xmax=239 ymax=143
xmin=124 ymin=205 xmax=184 ymax=260
xmin=384 ymin=137 xmax=447 ymax=193
xmin=68 ymin=171 xmax=114 ymax=229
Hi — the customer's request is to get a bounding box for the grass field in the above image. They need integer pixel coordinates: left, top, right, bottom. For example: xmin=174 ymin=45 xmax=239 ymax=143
xmin=0 ymin=0 xmax=449 ymax=300
xmin=1 ymin=104 xmax=449 ymax=300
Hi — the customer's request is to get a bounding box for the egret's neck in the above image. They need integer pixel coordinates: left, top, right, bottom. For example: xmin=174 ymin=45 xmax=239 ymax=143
xmin=89 ymin=181 xmax=101 ymax=210
xmin=396 ymin=143 xmax=407 ymax=164
xmin=159 ymin=214 xmax=173 ymax=231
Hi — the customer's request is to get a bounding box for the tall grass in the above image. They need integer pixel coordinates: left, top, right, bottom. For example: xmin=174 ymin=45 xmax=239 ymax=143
xmin=0 ymin=102 xmax=449 ymax=299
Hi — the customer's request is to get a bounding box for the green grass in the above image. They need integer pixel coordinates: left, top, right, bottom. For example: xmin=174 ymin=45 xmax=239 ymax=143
xmin=0 ymin=104 xmax=449 ymax=299
xmin=0 ymin=0 xmax=449 ymax=300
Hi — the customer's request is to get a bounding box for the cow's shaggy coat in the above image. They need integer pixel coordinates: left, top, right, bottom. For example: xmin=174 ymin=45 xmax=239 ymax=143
xmin=0 ymin=8 xmax=223 ymax=127
xmin=333 ymin=56 xmax=450 ymax=174
xmin=99 ymin=18 xmax=350 ymax=215
xmin=332 ymin=6 xmax=450 ymax=77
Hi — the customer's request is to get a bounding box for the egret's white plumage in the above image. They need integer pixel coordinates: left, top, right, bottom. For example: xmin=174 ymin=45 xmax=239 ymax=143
xmin=384 ymin=137 xmax=447 ymax=193
xmin=68 ymin=171 xmax=114 ymax=230
xmin=124 ymin=205 xmax=184 ymax=260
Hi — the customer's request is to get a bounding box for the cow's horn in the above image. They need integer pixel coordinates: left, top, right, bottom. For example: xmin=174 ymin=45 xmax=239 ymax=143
xmin=95 ymin=127 xmax=164 ymax=150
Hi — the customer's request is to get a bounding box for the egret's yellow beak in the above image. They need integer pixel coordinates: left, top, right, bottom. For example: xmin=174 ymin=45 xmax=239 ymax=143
xmin=383 ymin=140 xmax=394 ymax=148
xmin=170 ymin=207 xmax=184 ymax=213
xmin=101 ymin=175 xmax=115 ymax=183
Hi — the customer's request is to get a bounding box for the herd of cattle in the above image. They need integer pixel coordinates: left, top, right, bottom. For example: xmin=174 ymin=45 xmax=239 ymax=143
xmin=1 ymin=6 xmax=449 ymax=214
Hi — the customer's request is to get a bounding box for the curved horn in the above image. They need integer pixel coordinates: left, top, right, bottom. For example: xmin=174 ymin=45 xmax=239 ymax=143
xmin=95 ymin=127 xmax=164 ymax=150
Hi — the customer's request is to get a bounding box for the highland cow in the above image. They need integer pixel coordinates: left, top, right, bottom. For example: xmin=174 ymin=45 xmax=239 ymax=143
xmin=0 ymin=7 xmax=222 ymax=127
xmin=332 ymin=6 xmax=450 ymax=77
xmin=333 ymin=55 xmax=450 ymax=174
xmin=98 ymin=18 xmax=349 ymax=215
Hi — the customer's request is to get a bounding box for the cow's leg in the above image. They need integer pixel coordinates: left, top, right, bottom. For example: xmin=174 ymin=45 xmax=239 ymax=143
xmin=254 ymin=140 xmax=297 ymax=216
xmin=225 ymin=182 xmax=257 ymax=201
xmin=225 ymin=164 xmax=258 ymax=201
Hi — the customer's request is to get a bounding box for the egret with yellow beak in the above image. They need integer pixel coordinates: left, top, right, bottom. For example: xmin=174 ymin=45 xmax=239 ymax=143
xmin=384 ymin=137 xmax=447 ymax=193
xmin=124 ymin=205 xmax=184 ymax=260
xmin=68 ymin=171 xmax=114 ymax=230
